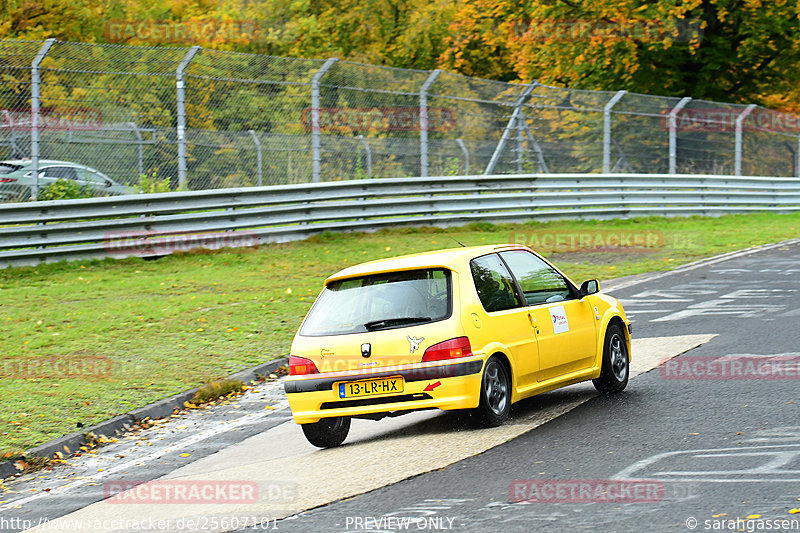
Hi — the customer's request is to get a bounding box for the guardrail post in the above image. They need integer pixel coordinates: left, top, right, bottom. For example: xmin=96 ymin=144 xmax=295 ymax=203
xmin=249 ymin=130 xmax=262 ymax=186
xmin=420 ymin=69 xmax=442 ymax=177
xmin=30 ymin=38 xmax=56 ymax=200
xmin=484 ymin=82 xmax=538 ymax=175
xmin=311 ymin=58 xmax=339 ymax=183
xmin=734 ymin=104 xmax=757 ymax=176
xmin=603 ymin=90 xmax=627 ymax=174
xmin=669 ymin=97 xmax=692 ymax=174
xmin=127 ymin=122 xmax=144 ymax=178
xmin=176 ymin=46 xmax=201 ymax=190
xmin=357 ymin=135 xmax=372 ymax=177
xmin=456 ymin=138 xmax=469 ymax=174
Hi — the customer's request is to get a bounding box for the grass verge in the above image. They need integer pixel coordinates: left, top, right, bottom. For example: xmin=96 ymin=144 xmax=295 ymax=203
xmin=1 ymin=212 xmax=799 ymax=458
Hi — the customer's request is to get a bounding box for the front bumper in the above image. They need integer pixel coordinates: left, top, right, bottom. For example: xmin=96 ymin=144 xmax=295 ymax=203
xmin=285 ymin=357 xmax=485 ymax=424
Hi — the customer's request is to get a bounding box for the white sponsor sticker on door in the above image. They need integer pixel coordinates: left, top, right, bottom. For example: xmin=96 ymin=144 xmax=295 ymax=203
xmin=549 ymin=305 xmax=569 ymax=334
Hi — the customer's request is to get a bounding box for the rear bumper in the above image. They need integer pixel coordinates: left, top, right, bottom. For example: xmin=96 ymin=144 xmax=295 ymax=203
xmin=285 ymin=357 xmax=485 ymax=424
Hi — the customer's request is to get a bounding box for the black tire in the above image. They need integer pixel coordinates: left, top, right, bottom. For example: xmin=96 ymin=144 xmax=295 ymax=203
xmin=301 ymin=416 xmax=351 ymax=448
xmin=592 ymin=323 xmax=629 ymax=394
xmin=471 ymin=356 xmax=511 ymax=428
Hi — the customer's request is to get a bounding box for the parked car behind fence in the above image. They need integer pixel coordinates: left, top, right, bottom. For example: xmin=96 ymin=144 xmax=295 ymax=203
xmin=0 ymin=159 xmax=134 ymax=201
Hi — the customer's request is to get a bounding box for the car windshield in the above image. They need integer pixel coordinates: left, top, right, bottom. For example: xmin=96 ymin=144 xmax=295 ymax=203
xmin=0 ymin=163 xmax=22 ymax=174
xmin=299 ymin=268 xmax=451 ymax=336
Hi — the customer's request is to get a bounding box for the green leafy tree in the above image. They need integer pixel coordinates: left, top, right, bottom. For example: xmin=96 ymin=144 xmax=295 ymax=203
xmin=440 ymin=0 xmax=800 ymax=105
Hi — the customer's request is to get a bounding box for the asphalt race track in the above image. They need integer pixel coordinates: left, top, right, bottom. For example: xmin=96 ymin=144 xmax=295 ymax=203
xmin=3 ymin=240 xmax=800 ymax=533
xmin=269 ymin=240 xmax=800 ymax=533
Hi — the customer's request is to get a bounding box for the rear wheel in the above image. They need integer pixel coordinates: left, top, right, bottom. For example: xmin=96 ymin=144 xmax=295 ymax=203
xmin=471 ymin=356 xmax=511 ymax=427
xmin=301 ymin=416 xmax=351 ymax=448
xmin=592 ymin=323 xmax=629 ymax=394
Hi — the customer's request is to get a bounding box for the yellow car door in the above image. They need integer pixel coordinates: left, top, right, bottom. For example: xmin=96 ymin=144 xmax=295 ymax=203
xmin=468 ymin=253 xmax=540 ymax=390
xmin=498 ymin=250 xmax=597 ymax=382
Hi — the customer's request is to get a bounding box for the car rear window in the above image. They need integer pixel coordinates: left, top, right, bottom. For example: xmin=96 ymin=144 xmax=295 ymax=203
xmin=299 ymin=268 xmax=451 ymax=336
xmin=0 ymin=163 xmax=22 ymax=174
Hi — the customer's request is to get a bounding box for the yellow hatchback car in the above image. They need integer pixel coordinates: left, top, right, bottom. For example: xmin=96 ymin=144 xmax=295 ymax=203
xmin=286 ymin=244 xmax=631 ymax=447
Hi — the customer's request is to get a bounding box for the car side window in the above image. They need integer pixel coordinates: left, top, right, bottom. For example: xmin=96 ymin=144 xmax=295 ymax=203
xmin=499 ymin=250 xmax=572 ymax=305
xmin=43 ymin=166 xmax=78 ymax=180
xmin=79 ymin=169 xmax=108 ymax=185
xmin=470 ymin=254 xmax=523 ymax=313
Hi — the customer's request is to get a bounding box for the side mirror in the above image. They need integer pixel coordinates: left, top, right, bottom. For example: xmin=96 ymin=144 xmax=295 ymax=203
xmin=579 ymin=279 xmax=599 ymax=297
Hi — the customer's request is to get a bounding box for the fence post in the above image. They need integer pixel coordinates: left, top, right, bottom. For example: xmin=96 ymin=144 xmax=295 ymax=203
xmin=357 ymin=135 xmax=372 ymax=177
xmin=420 ymin=69 xmax=442 ymax=177
xmin=603 ymin=90 xmax=627 ymax=173
xmin=176 ymin=46 xmax=201 ymax=190
xmin=734 ymin=104 xmax=756 ymax=176
xmin=127 ymin=122 xmax=144 ymax=178
xmin=311 ymin=58 xmax=339 ymax=183
xmin=30 ymin=38 xmax=56 ymax=200
xmin=484 ymin=82 xmax=538 ymax=175
xmin=248 ymin=130 xmax=263 ymax=186
xmin=456 ymin=138 xmax=469 ymax=174
xmin=669 ymin=97 xmax=692 ymax=174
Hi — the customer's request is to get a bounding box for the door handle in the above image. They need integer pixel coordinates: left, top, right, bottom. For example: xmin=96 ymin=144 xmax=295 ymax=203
xmin=528 ymin=312 xmax=539 ymax=334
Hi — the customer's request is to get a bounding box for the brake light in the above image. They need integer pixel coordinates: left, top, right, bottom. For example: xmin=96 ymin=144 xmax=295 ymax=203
xmin=289 ymin=355 xmax=319 ymax=375
xmin=422 ymin=336 xmax=473 ymax=362
xmin=0 ymin=178 xmax=16 ymax=183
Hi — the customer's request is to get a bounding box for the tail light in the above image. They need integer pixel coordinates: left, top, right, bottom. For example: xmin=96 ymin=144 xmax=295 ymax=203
xmin=289 ymin=355 xmax=319 ymax=375
xmin=0 ymin=178 xmax=16 ymax=183
xmin=422 ymin=336 xmax=473 ymax=362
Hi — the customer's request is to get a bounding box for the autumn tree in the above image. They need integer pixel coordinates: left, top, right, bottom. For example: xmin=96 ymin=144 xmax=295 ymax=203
xmin=440 ymin=0 xmax=800 ymax=106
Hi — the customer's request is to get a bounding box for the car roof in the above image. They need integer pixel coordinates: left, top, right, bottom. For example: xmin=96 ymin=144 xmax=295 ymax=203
xmin=324 ymin=243 xmax=530 ymax=284
xmin=0 ymin=159 xmax=86 ymax=167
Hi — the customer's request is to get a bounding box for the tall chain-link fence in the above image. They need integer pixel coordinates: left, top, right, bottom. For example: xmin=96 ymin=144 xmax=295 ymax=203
xmin=2 ymin=38 xmax=799 ymax=202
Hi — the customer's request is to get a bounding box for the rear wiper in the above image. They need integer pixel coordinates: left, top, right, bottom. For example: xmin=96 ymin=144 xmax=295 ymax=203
xmin=364 ymin=316 xmax=433 ymax=330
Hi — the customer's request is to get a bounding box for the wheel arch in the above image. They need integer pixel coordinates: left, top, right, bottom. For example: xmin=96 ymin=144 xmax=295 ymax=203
xmin=605 ymin=315 xmax=630 ymax=361
xmin=488 ymin=350 xmax=514 ymax=402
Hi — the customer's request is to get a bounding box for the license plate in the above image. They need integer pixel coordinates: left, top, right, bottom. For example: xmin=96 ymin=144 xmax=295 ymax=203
xmin=338 ymin=377 xmax=404 ymax=399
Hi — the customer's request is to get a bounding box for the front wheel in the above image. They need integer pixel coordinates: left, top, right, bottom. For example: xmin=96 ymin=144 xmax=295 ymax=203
xmin=471 ymin=356 xmax=511 ymax=428
xmin=592 ymin=323 xmax=629 ymax=394
xmin=301 ymin=416 xmax=351 ymax=448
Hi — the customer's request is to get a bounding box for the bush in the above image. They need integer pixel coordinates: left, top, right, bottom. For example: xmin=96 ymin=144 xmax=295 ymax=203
xmin=135 ymin=169 xmax=172 ymax=194
xmin=37 ymin=179 xmax=93 ymax=201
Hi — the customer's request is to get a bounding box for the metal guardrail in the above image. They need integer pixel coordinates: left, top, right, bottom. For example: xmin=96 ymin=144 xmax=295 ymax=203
xmin=1 ymin=173 xmax=799 ymax=268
